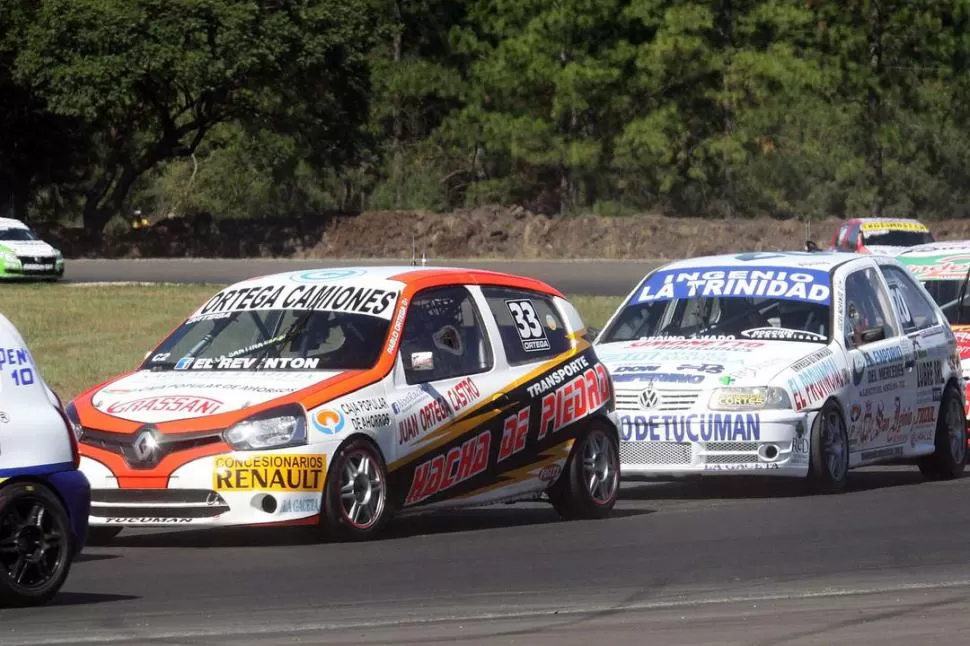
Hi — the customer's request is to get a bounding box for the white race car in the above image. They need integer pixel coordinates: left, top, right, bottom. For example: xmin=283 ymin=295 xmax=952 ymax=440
xmin=0 ymin=218 xmax=65 ymax=281
xmin=0 ymin=314 xmax=90 ymax=606
xmin=594 ymin=251 xmax=967 ymax=491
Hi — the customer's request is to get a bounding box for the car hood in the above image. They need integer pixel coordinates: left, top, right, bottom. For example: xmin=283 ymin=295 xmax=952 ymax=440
xmin=89 ymin=369 xmax=342 ymax=423
xmin=864 ymin=245 xmax=907 ymax=257
xmin=595 ymin=338 xmax=829 ymax=389
xmin=0 ymin=239 xmax=58 ymax=256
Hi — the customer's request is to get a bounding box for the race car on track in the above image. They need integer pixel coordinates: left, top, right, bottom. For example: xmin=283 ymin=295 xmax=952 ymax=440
xmin=823 ymin=217 xmax=934 ymax=256
xmin=68 ymin=267 xmax=620 ymax=542
xmin=0 ymin=218 xmax=65 ymax=281
xmin=0 ymin=314 xmax=90 ymax=606
xmin=897 ymin=241 xmax=970 ymax=425
xmin=593 ymin=251 xmax=966 ymax=491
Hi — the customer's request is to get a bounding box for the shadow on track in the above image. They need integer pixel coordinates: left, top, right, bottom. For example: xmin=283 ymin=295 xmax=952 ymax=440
xmin=619 ymin=466 xmax=930 ymax=501
xmin=47 ymin=592 xmax=139 ymax=607
xmin=75 ymin=552 xmax=122 ymax=563
xmin=94 ymin=506 xmax=653 ymax=549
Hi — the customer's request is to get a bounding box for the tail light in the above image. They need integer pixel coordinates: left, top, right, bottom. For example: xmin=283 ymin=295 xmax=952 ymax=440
xmin=56 ymin=401 xmax=83 ymax=470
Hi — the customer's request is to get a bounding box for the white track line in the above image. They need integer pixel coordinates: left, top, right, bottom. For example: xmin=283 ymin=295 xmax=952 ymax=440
xmin=9 ymin=578 xmax=970 ymax=645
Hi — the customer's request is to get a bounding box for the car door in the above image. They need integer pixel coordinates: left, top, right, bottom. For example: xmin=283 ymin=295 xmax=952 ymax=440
xmin=386 ymin=284 xmax=499 ymax=510
xmin=840 ymin=264 xmax=912 ymax=460
xmin=877 ymin=262 xmax=949 ymax=451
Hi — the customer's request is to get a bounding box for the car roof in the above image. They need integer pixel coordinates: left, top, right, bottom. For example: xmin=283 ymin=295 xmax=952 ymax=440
xmin=0 ymin=217 xmax=29 ymax=230
xmin=896 ymin=240 xmax=970 ymax=280
xmin=847 ymin=217 xmax=926 ymax=225
xmin=229 ymin=265 xmax=563 ymax=295
xmin=655 ymin=250 xmax=862 ymax=273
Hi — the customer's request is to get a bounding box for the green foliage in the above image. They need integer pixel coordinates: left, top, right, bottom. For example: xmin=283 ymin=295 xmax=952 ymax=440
xmin=3 ymin=0 xmax=970 ymax=231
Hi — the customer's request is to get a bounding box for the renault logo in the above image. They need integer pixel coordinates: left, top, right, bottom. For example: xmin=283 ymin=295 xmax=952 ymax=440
xmin=127 ymin=427 xmax=161 ymax=467
xmin=638 ymin=386 xmax=661 ymax=410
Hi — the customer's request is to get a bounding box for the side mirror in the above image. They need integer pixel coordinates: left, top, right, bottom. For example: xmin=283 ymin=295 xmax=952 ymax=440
xmin=861 ymin=327 xmax=886 ymax=343
xmin=805 ymin=240 xmax=819 ymax=252
xmin=409 ymin=351 xmax=434 ymax=371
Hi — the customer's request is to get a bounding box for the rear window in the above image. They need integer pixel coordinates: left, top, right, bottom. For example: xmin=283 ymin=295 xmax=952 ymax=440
xmin=481 ymin=287 xmax=571 ymax=364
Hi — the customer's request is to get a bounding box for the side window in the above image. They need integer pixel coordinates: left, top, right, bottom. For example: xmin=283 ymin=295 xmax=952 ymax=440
xmin=846 ymin=224 xmax=860 ymax=250
xmin=843 ymin=267 xmax=898 ymax=349
xmin=399 ymin=286 xmax=493 ymax=385
xmin=481 ymin=287 xmax=571 ymax=365
xmin=836 ymin=225 xmax=849 ymax=249
xmin=879 ymin=265 xmax=939 ymax=333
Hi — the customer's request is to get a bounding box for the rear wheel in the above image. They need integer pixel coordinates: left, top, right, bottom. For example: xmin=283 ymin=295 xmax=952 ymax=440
xmin=807 ymin=400 xmax=849 ymax=493
xmin=0 ymin=482 xmax=75 ymax=607
xmin=320 ymin=438 xmax=391 ymax=541
xmin=548 ymin=424 xmax=620 ymax=520
xmin=919 ymin=384 xmax=967 ymax=480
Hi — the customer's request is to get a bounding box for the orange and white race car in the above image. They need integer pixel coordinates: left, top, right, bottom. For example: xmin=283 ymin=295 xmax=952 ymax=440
xmin=67 ymin=267 xmax=620 ymax=542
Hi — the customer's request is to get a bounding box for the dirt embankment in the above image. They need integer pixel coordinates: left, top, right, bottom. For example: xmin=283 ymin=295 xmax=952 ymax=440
xmin=35 ymin=207 xmax=970 ymax=260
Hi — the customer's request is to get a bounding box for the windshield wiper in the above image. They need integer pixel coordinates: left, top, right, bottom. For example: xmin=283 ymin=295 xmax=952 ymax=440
xmin=251 ymin=311 xmax=314 ymax=372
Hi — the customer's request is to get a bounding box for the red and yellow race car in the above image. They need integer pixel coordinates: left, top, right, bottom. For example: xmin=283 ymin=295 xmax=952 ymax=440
xmin=66 ymin=266 xmax=620 ymax=542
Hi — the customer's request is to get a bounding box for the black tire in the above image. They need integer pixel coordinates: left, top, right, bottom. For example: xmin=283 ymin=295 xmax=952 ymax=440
xmin=319 ymin=438 xmax=391 ymax=541
xmin=918 ymin=383 xmax=967 ymax=481
xmin=806 ymin=400 xmax=849 ymax=493
xmin=548 ymin=423 xmax=620 ymax=520
xmin=86 ymin=526 xmax=123 ymax=545
xmin=0 ymin=482 xmax=75 ymax=607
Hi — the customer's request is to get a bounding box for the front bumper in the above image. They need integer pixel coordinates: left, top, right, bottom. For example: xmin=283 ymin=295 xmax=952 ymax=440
xmin=616 ymin=409 xmax=815 ymax=478
xmin=80 ymin=449 xmax=328 ymax=528
xmin=1 ymin=257 xmax=64 ymax=279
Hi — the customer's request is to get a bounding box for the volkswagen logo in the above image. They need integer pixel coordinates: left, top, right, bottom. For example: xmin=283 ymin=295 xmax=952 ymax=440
xmin=638 ymin=386 xmax=661 ymax=410
xmin=126 ymin=426 xmax=162 ymax=467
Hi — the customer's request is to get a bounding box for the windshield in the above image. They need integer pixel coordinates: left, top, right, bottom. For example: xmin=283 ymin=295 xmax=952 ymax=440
xmin=600 ymin=266 xmax=832 ymax=344
xmin=862 ymin=229 xmax=933 ymax=247
xmin=921 ymin=279 xmax=970 ymax=325
xmin=142 ymin=309 xmax=391 ymax=372
xmin=0 ymin=228 xmax=39 ymax=242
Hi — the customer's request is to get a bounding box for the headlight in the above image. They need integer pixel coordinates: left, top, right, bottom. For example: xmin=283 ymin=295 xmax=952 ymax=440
xmin=223 ymin=405 xmax=307 ymax=450
xmin=708 ymin=387 xmax=792 ymax=411
xmin=65 ymin=401 xmax=84 ymax=441
xmin=0 ymin=249 xmax=17 ymax=264
xmin=54 ymin=248 xmax=63 ymax=259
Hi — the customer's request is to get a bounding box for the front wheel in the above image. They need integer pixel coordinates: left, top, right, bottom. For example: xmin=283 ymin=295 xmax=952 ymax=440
xmin=806 ymin=400 xmax=849 ymax=493
xmin=0 ymin=482 xmax=75 ymax=607
xmin=320 ymin=438 xmax=391 ymax=541
xmin=919 ymin=383 xmax=967 ymax=481
xmin=548 ymin=424 xmax=620 ymax=520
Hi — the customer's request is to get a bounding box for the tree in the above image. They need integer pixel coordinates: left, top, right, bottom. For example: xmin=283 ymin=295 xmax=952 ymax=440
xmin=447 ymin=0 xmax=643 ymax=214
xmin=11 ymin=0 xmax=377 ymax=234
xmin=615 ymin=0 xmax=822 ymax=217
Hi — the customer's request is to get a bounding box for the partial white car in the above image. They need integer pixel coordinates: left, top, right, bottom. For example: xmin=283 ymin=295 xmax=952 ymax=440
xmin=0 ymin=218 xmax=65 ymax=281
xmin=594 ymin=251 xmax=967 ymax=491
xmin=0 ymin=313 xmax=90 ymax=606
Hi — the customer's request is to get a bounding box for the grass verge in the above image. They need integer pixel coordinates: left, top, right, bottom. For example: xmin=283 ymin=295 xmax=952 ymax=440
xmin=2 ymin=285 xmax=623 ymax=400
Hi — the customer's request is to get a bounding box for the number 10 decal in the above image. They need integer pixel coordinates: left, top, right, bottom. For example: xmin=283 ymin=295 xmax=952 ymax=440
xmin=506 ymin=299 xmax=551 ymax=352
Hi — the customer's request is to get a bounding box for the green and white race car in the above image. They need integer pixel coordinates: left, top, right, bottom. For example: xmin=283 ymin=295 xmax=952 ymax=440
xmin=0 ymin=218 xmax=64 ymax=281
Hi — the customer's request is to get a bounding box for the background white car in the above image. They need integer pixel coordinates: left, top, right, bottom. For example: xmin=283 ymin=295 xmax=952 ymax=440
xmin=594 ymin=251 xmax=966 ymax=492
xmin=0 ymin=313 xmax=90 ymax=606
xmin=0 ymin=218 xmax=65 ymax=281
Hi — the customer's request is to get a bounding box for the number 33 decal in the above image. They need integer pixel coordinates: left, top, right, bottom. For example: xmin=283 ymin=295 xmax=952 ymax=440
xmin=507 ymin=300 xmax=543 ymax=339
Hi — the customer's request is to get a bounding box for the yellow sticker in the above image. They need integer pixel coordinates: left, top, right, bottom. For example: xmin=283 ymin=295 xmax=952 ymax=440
xmin=213 ymin=454 xmax=326 ymax=492
xmin=860 ymin=221 xmax=928 ymax=233
xmin=0 ymin=478 xmax=6 ymax=486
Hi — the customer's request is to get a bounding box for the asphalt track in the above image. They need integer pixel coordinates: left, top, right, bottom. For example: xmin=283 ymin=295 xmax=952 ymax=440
xmin=61 ymin=258 xmax=664 ymax=296
xmin=4 ymin=258 xmax=970 ymax=644
xmin=3 ymin=471 xmax=970 ymax=645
